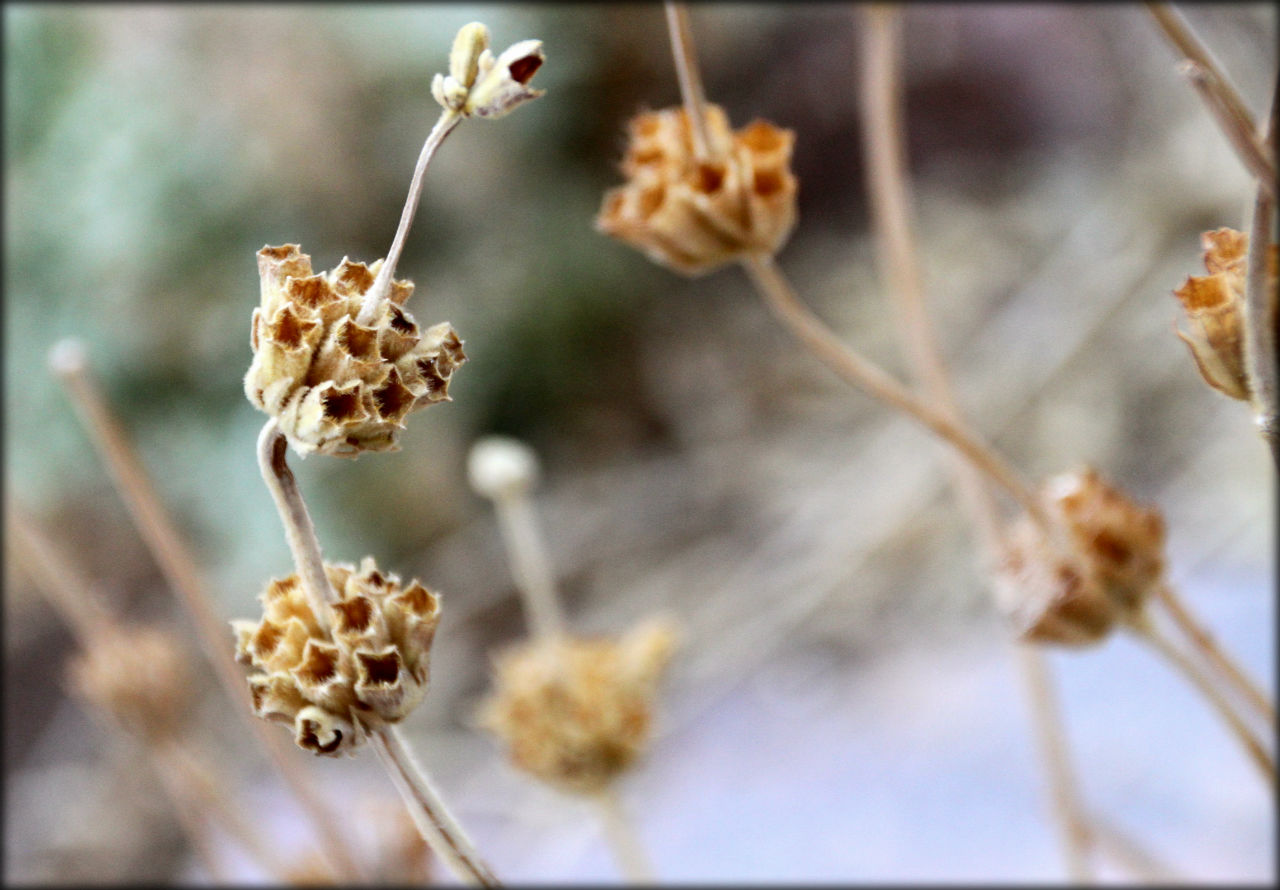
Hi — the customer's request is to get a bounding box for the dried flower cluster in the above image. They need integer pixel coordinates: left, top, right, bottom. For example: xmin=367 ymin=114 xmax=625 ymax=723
xmin=596 ymin=104 xmax=798 ymax=276
xmin=1172 ymin=227 xmax=1278 ymax=401
xmin=244 ymin=245 xmax=466 ymax=458
xmin=66 ymin=625 xmax=192 ymax=741
xmin=478 ymin=621 xmax=678 ymax=795
xmin=232 ymin=557 xmax=442 ymax=756
xmin=994 ymin=468 xmax=1167 ymax=646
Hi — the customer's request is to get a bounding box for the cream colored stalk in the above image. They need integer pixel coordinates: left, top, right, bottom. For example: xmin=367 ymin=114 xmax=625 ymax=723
xmin=467 ymin=436 xmax=658 ymax=884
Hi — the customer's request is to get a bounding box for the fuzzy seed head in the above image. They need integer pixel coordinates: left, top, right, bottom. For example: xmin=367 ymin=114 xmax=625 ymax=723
xmin=477 ymin=619 xmax=678 ymax=795
xmin=994 ymin=468 xmax=1167 ymax=646
xmin=596 ymin=105 xmax=799 ymax=276
xmin=232 ymin=557 xmax=442 ymax=756
xmin=66 ymin=625 xmax=192 ymax=741
xmin=467 ymin=435 xmax=540 ymax=501
xmin=1172 ymin=228 xmax=1277 ymax=402
xmin=244 ymin=245 xmax=466 ymax=458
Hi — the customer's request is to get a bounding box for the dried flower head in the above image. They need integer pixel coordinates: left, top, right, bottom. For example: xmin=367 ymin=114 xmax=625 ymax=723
xmin=477 ymin=620 xmax=678 ymax=795
xmin=431 ymin=22 xmax=545 ymax=119
xmin=1172 ymin=227 xmax=1278 ymax=401
xmin=66 ymin=625 xmax=192 ymax=741
xmin=994 ymin=467 xmax=1167 ymax=646
xmin=231 ymin=557 xmax=442 ymax=756
xmin=244 ymin=245 xmax=466 ymax=458
xmin=466 ymin=435 xmax=540 ymax=501
xmin=596 ymin=104 xmax=798 ymax=276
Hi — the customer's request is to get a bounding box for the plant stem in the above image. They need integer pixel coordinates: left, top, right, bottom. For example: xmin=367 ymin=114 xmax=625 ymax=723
xmin=1242 ymin=86 xmax=1278 ymax=468
xmin=739 ymin=252 xmax=1052 ymax=531
xmin=857 ymin=8 xmax=1097 ymax=881
xmin=48 ymin=340 xmax=368 ymax=882
xmin=357 ymin=108 xmax=462 ymax=326
xmin=664 ymin=1 xmax=713 ymax=161
xmin=1131 ymin=614 xmax=1276 ymax=788
xmin=257 ymin=421 xmax=500 ymax=885
xmin=369 ymin=725 xmax=501 ymax=887
xmin=256 ymin=420 xmax=340 ymax=626
xmin=1144 ymin=3 xmax=1275 ymax=197
xmin=1152 ymin=582 xmax=1275 ymax=725
xmin=595 ymin=785 xmax=657 ymax=883
xmin=1013 ymin=644 xmax=1096 ymax=882
xmin=491 ymin=488 xmax=568 ymax=644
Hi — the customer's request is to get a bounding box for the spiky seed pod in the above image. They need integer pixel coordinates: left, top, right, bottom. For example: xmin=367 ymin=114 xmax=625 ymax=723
xmin=231 ymin=557 xmax=441 ymax=756
xmin=1172 ymin=227 xmax=1278 ymax=402
xmin=431 ymin=22 xmax=545 ymax=119
xmin=66 ymin=625 xmax=192 ymax=741
xmin=477 ymin=620 xmax=678 ymax=796
xmin=994 ymin=468 xmax=1167 ymax=646
xmin=596 ymin=105 xmax=798 ymax=277
xmin=244 ymin=244 xmax=466 ymax=458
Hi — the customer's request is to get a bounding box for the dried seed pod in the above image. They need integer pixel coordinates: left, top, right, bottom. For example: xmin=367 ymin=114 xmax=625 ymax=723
xmin=1172 ymin=227 xmax=1278 ymax=401
xmin=596 ymin=105 xmax=798 ymax=276
xmin=994 ymin=468 xmax=1167 ymax=647
xmin=232 ymin=557 xmax=442 ymax=756
xmin=66 ymin=624 xmax=192 ymax=741
xmin=245 ymin=245 xmax=466 ymax=458
xmin=477 ymin=620 xmax=678 ymax=795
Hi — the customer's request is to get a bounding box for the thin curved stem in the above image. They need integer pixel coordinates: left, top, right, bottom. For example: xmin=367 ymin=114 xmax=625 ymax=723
xmin=595 ymin=785 xmax=656 ymax=883
xmin=256 ymin=420 xmax=340 ymax=626
xmin=49 ymin=340 xmax=367 ymax=882
xmin=1131 ymin=614 xmax=1276 ymax=789
xmin=739 ymin=252 xmax=1051 ymax=531
xmin=357 ymin=108 xmax=462 ymax=326
xmin=1144 ymin=3 xmax=1275 ymax=197
xmin=1243 ymin=86 xmax=1278 ymax=466
xmin=492 ymin=492 xmax=568 ymax=644
xmin=1152 ymin=583 xmax=1275 ymax=725
xmin=369 ymin=725 xmax=501 ymax=886
xmin=664 ymin=1 xmax=712 ymax=161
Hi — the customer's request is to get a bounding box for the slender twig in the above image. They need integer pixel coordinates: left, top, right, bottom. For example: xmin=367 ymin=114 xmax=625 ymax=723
xmin=256 ymin=420 xmax=340 ymax=626
xmin=664 ymin=2 xmax=712 ymax=161
xmin=1131 ymin=615 xmax=1276 ymax=788
xmin=47 ymin=339 xmax=367 ymax=882
xmin=1152 ymin=583 xmax=1275 ymax=726
xmin=1144 ymin=3 xmax=1275 ymax=196
xmin=491 ymin=491 xmax=568 ymax=644
xmin=739 ymin=252 xmax=1051 ymax=530
xmin=369 ymin=726 xmax=500 ymax=887
xmin=259 ymin=421 xmax=501 ymax=886
xmin=595 ymin=785 xmax=657 ymax=884
xmin=357 ymin=109 xmax=462 ymax=326
xmin=6 ymin=503 xmax=115 ymax=651
xmin=1242 ymin=86 xmax=1278 ymax=466
xmin=855 ymin=9 xmax=1099 ymax=880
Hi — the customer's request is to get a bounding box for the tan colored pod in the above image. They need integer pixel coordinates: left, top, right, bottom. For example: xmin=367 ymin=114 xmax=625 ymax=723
xmin=245 ymin=245 xmax=466 ymax=458
xmin=232 ymin=557 xmax=442 ymax=756
xmin=597 ymin=105 xmax=798 ymax=277
xmin=994 ymin=468 xmax=1167 ymax=647
xmin=66 ymin=624 xmax=192 ymax=741
xmin=477 ymin=619 xmax=678 ymax=795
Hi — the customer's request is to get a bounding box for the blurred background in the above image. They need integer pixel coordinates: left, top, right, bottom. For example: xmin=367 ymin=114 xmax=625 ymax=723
xmin=4 ymin=2 xmax=1275 ymax=883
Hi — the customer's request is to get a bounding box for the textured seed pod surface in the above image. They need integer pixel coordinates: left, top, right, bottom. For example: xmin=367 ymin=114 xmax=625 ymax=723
xmin=478 ymin=620 xmax=677 ymax=795
xmin=66 ymin=625 xmax=192 ymax=741
xmin=245 ymin=244 xmax=466 ymax=458
xmin=596 ymin=105 xmax=798 ymax=276
xmin=994 ymin=467 xmax=1167 ymax=647
xmin=232 ymin=557 xmax=441 ymax=756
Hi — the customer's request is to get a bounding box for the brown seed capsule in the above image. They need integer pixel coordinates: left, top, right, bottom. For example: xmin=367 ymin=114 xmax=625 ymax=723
xmin=244 ymin=245 xmax=466 ymax=458
xmin=994 ymin=468 xmax=1167 ymax=647
xmin=231 ymin=557 xmax=442 ymax=756
xmin=66 ymin=624 xmax=192 ymax=741
xmin=477 ymin=620 xmax=677 ymax=795
xmin=1172 ymin=227 xmax=1278 ymax=402
xmin=596 ymin=105 xmax=798 ymax=276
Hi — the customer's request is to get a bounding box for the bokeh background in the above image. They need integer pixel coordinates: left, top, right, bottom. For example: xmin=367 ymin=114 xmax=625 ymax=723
xmin=4 ymin=2 xmax=1275 ymax=883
